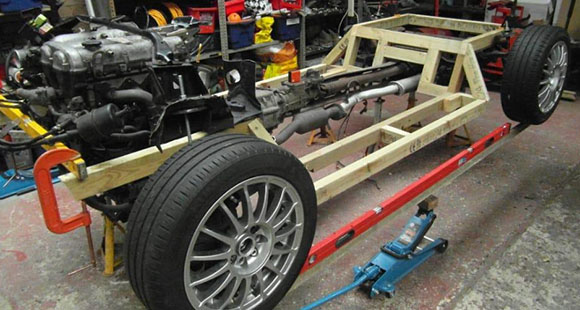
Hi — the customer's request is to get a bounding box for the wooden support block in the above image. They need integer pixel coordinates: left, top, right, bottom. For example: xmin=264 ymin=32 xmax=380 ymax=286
xmin=314 ymin=99 xmax=486 ymax=205
xmin=442 ymin=93 xmax=465 ymax=112
xmin=248 ymin=119 xmax=276 ymax=144
xmin=419 ymin=83 xmax=449 ymax=97
xmin=381 ymin=125 xmax=410 ymax=143
xmin=418 ymin=195 xmax=438 ymax=211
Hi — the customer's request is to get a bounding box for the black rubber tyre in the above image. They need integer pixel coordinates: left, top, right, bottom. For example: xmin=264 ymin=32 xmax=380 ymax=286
xmin=124 ymin=134 xmax=317 ymax=310
xmin=501 ymin=25 xmax=570 ymax=124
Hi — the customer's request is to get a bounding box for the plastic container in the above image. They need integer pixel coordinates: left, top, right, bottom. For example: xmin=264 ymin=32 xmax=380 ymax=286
xmin=0 ymin=0 xmax=42 ymax=12
xmin=188 ymin=7 xmax=218 ymax=34
xmin=225 ymin=0 xmax=245 ymax=15
xmin=228 ymin=19 xmax=255 ymax=49
xmin=273 ymin=14 xmax=300 ymax=41
xmin=270 ymin=0 xmax=302 ymax=10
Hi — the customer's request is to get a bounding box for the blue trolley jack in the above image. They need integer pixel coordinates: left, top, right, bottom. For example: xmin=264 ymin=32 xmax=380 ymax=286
xmin=302 ymin=195 xmax=448 ymax=310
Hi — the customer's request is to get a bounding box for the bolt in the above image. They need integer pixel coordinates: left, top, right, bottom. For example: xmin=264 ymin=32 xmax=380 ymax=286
xmin=230 ymin=255 xmax=237 ymax=263
xmin=251 ymin=249 xmax=258 ymax=257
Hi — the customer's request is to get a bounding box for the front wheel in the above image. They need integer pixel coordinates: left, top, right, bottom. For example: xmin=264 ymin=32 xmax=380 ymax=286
xmin=125 ymin=134 xmax=317 ymax=310
xmin=501 ymin=25 xmax=570 ymax=124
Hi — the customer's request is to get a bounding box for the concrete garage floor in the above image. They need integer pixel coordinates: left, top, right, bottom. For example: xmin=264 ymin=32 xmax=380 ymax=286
xmin=0 ymin=91 xmax=579 ymax=310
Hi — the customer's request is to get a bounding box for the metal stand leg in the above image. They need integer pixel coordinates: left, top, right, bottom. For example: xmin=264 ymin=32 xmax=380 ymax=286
xmin=367 ymin=97 xmax=384 ymax=154
xmin=103 ymin=215 xmax=115 ymax=276
xmin=82 ymin=202 xmax=97 ymax=268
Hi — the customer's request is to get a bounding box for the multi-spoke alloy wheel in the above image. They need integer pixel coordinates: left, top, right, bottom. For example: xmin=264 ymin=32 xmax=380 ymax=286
xmin=185 ymin=176 xmax=304 ymax=309
xmin=538 ymin=41 xmax=568 ymax=114
xmin=502 ymin=25 xmax=570 ymax=125
xmin=125 ymin=134 xmax=316 ymax=310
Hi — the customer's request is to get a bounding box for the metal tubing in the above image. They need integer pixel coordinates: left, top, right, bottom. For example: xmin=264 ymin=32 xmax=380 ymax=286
xmin=81 ymin=202 xmax=97 ymax=268
xmin=341 ymin=74 xmax=421 ymax=111
xmin=320 ymin=64 xmax=407 ymax=94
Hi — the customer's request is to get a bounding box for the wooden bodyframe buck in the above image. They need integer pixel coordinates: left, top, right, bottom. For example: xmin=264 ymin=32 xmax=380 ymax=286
xmin=42 ymin=14 xmax=504 ymax=206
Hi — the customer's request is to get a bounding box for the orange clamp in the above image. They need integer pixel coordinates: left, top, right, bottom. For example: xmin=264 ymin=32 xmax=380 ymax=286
xmin=33 ymin=149 xmax=91 ymax=234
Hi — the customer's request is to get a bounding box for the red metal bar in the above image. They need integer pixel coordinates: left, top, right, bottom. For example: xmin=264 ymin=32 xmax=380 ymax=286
xmin=301 ymin=123 xmax=511 ymax=273
xmin=34 ymin=149 xmax=92 ymax=234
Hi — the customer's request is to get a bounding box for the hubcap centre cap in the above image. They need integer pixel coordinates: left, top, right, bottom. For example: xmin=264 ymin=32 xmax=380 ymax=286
xmin=237 ymin=235 xmax=257 ymax=257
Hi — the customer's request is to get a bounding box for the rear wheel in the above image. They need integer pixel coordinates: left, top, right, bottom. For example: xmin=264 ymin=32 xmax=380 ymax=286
xmin=501 ymin=25 xmax=570 ymax=124
xmin=125 ymin=134 xmax=317 ymax=310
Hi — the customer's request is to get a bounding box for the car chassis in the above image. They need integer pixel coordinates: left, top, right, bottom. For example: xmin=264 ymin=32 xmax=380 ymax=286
xmin=0 ymin=14 xmax=568 ymax=310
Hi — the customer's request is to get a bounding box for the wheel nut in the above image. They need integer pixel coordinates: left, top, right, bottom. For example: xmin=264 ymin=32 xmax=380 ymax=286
xmin=230 ymin=255 xmax=237 ymax=263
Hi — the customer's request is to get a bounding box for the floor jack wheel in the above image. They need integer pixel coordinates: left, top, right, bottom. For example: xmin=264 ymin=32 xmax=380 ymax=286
xmin=436 ymin=239 xmax=449 ymax=254
xmin=125 ymin=134 xmax=317 ymax=310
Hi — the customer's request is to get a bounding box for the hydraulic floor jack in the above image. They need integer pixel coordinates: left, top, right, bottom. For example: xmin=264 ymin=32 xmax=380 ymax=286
xmin=302 ymin=195 xmax=447 ymax=309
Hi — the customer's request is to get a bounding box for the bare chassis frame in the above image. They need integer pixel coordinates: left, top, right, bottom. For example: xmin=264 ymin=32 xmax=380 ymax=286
xmin=1 ymin=14 xmax=503 ymax=236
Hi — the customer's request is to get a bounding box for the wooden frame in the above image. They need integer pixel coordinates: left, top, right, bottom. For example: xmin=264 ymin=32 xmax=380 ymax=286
xmin=51 ymin=15 xmax=504 ymax=203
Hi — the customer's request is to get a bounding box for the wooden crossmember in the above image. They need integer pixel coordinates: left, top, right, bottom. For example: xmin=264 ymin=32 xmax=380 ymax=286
xmin=314 ymin=97 xmax=486 ymax=205
xmin=300 ymin=93 xmax=476 ymax=173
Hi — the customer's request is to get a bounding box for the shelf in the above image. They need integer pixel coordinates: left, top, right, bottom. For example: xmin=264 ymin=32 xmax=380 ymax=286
xmin=227 ymin=40 xmax=282 ymax=54
xmin=198 ymin=39 xmax=292 ymax=61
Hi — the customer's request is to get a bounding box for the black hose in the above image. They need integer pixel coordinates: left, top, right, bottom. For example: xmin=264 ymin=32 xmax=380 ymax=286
xmin=108 ymin=88 xmax=157 ymax=116
xmin=83 ymin=196 xmax=132 ymax=213
xmin=110 ymin=130 xmax=150 ymax=141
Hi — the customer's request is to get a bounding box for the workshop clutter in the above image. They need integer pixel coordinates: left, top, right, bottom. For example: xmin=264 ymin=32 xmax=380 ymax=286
xmin=135 ymin=2 xmax=184 ymax=28
xmin=255 ymin=16 xmax=274 ymax=43
xmin=228 ymin=18 xmax=256 ymax=48
xmin=273 ymin=13 xmax=300 ymax=40
xmin=0 ymin=0 xmax=42 ymax=12
xmin=257 ymin=41 xmax=298 ymax=78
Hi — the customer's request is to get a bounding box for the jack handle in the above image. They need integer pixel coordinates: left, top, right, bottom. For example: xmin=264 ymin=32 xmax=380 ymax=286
xmin=33 ymin=149 xmax=91 ymax=234
xmin=301 ymin=266 xmax=381 ymax=310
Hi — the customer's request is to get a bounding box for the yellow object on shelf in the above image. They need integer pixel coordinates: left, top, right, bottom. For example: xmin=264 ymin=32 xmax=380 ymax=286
xmin=255 ymin=16 xmax=274 ymax=44
xmin=264 ymin=56 xmax=298 ymax=79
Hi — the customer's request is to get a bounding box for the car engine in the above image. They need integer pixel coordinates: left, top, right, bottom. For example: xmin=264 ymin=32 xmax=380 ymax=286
xmin=4 ymin=16 xmax=232 ymax=166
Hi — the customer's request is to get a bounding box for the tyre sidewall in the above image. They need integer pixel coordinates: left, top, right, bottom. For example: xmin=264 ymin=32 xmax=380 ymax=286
xmin=142 ymin=141 xmax=316 ymax=310
xmin=502 ymin=26 xmax=570 ymax=124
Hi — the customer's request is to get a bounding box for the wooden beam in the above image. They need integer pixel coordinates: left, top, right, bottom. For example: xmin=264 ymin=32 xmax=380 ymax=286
xmin=355 ymin=13 xmax=410 ymax=29
xmin=382 ymin=45 xmax=427 ymax=64
xmin=354 ymin=27 xmax=463 ymax=54
xmin=447 ymin=54 xmax=465 ymax=93
xmin=372 ymin=39 xmax=388 ymax=66
xmin=462 ymin=45 xmax=489 ymax=101
xmin=323 ymin=33 xmax=351 ymax=65
xmin=464 ymin=29 xmax=503 ymax=51
xmin=59 ymin=120 xmax=269 ymax=201
xmin=314 ymin=99 xmax=487 ymax=204
xmin=407 ymin=14 xmax=501 ymax=34
xmin=343 ymin=31 xmax=362 ymax=67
